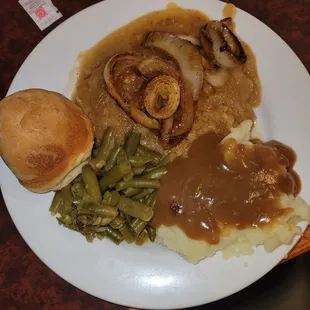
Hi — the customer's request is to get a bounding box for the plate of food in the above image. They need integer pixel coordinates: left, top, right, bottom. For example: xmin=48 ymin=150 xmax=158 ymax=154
xmin=0 ymin=0 xmax=309 ymax=308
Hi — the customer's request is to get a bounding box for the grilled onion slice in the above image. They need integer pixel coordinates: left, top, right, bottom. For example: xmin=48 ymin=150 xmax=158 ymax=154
xmin=103 ymin=52 xmax=145 ymax=111
xmin=144 ymin=75 xmax=180 ymax=120
xmin=103 ymin=39 xmax=199 ymax=143
xmin=204 ymin=68 xmax=229 ymax=88
xmin=145 ymin=32 xmax=203 ymax=101
xmin=201 ymin=20 xmax=247 ymax=68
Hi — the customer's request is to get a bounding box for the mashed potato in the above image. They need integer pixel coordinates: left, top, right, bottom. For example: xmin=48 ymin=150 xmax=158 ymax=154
xmin=155 ymin=121 xmax=310 ymax=264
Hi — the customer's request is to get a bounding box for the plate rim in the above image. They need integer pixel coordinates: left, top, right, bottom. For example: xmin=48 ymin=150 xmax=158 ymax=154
xmin=1 ymin=0 xmax=310 ymax=308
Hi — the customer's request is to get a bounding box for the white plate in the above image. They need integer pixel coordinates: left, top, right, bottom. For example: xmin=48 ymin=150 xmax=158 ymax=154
xmin=1 ymin=0 xmax=310 ymax=309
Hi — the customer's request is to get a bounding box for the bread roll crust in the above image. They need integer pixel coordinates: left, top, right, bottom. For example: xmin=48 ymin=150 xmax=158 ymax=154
xmin=0 ymin=89 xmax=94 ymax=193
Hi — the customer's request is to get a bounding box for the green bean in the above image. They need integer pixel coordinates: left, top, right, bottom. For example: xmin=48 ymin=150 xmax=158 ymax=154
xmin=97 ymin=127 xmax=115 ymax=162
xmin=59 ymin=185 xmax=73 ymax=216
xmin=77 ymin=191 xmax=95 ymax=210
xmin=77 ymin=208 xmax=94 ymax=217
xmin=102 ymin=191 xmax=120 ymax=206
xmin=50 ymin=191 xmax=63 ymax=215
xmin=100 ymin=217 xmax=114 ymax=226
xmin=148 ymin=191 xmax=157 ymax=208
xmin=123 ymin=170 xmax=134 ymax=182
xmin=119 ymin=223 xmax=136 ymax=244
xmin=81 ymin=226 xmax=92 ymax=233
xmin=85 ymin=233 xmax=95 ymax=243
xmin=72 ymin=197 xmax=81 ymax=207
xmin=89 ymin=158 xmax=106 ymax=170
xmin=132 ymin=166 xmax=145 ymax=176
xmin=116 ymin=178 xmax=160 ymax=191
xmin=116 ymin=148 xmax=128 ymax=164
xmin=106 ymin=226 xmax=124 ymax=245
xmin=94 ymin=226 xmax=107 ymax=233
xmin=122 ymin=187 xmax=142 ymax=197
xmin=144 ymin=194 xmax=153 ymax=206
xmin=124 ymin=131 xmax=141 ymax=156
xmin=142 ymin=167 xmax=167 ymax=180
xmin=131 ymin=218 xmax=148 ymax=235
xmin=105 ymin=145 xmax=122 ymax=171
xmin=124 ymin=213 xmax=133 ymax=225
xmin=95 ymin=169 xmax=105 ymax=178
xmin=77 ymin=215 xmax=88 ymax=225
xmin=50 ymin=125 xmax=166 ymax=246
xmin=146 ymin=225 xmax=156 ymax=242
xmin=60 ymin=215 xmax=72 ymax=226
xmin=143 ymin=163 xmax=158 ymax=173
xmin=132 ymin=189 xmax=150 ymax=200
xmin=69 ymin=210 xmax=78 ymax=226
xmin=92 ymin=216 xmax=102 ymax=226
xmin=95 ymin=232 xmax=105 ymax=240
xmin=83 ymin=225 xmax=107 ymax=233
xmin=136 ymin=145 xmax=162 ymax=164
xmin=110 ymin=216 xmax=125 ymax=229
xmin=156 ymin=155 xmax=171 ymax=167
xmin=119 ymin=211 xmax=126 ymax=220
xmin=128 ymin=156 xmax=153 ymax=168
xmin=88 ymin=203 xmax=118 ymax=218
xmin=135 ymin=229 xmax=149 ymax=246
xmin=71 ymin=181 xmax=85 ymax=198
xmin=82 ymin=165 xmax=102 ymax=202
xmin=99 ymin=160 xmax=131 ymax=192
xmin=117 ymin=197 xmax=154 ymax=221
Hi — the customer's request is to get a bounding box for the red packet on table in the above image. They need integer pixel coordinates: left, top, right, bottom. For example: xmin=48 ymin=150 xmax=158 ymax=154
xmin=19 ymin=0 xmax=62 ymax=30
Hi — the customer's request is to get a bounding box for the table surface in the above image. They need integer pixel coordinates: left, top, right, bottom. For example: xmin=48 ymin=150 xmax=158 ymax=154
xmin=0 ymin=0 xmax=310 ymax=309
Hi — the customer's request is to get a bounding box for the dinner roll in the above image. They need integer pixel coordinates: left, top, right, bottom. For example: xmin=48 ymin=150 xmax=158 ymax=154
xmin=0 ymin=89 xmax=94 ymax=193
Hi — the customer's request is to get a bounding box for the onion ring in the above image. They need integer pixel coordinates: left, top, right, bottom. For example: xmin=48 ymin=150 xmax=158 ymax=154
xmin=144 ymin=75 xmax=180 ymax=120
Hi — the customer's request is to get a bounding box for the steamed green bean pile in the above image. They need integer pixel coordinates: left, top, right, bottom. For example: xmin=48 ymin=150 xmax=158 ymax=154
xmin=49 ymin=128 xmax=167 ymax=245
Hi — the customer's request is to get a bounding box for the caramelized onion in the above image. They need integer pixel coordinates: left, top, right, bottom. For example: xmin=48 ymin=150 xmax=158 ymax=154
xmin=145 ymin=32 xmax=203 ymax=101
xmin=103 ymin=41 xmax=198 ymax=144
xmin=104 ymin=51 xmax=160 ymax=128
xmin=201 ymin=20 xmax=246 ymax=68
xmin=204 ymin=68 xmax=229 ymax=88
xmin=161 ymin=116 xmax=174 ymax=144
xmin=137 ymin=58 xmax=179 ymax=80
xmin=104 ymin=52 xmax=145 ymax=111
xmin=200 ymin=30 xmax=217 ymax=67
xmin=144 ymin=75 xmax=180 ymax=119
xmin=221 ymin=17 xmax=233 ymax=27
xmin=176 ymin=34 xmax=200 ymax=46
xmin=171 ymin=83 xmax=195 ymax=137
xmin=130 ymin=104 xmax=160 ymax=129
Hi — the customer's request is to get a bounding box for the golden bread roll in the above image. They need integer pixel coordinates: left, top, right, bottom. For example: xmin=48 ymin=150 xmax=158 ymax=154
xmin=0 ymin=89 xmax=94 ymax=193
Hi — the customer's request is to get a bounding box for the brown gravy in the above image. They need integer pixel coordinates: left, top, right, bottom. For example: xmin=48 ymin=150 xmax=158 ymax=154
xmin=223 ymin=3 xmax=237 ymax=20
xmin=152 ymin=134 xmax=300 ymax=244
xmin=223 ymin=3 xmax=237 ymax=30
xmin=74 ymin=5 xmax=261 ymax=152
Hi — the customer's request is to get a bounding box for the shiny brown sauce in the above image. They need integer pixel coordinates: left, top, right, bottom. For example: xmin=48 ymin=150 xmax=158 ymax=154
xmin=152 ymin=134 xmax=300 ymax=244
xmin=223 ymin=3 xmax=237 ymax=30
xmin=223 ymin=3 xmax=237 ymax=20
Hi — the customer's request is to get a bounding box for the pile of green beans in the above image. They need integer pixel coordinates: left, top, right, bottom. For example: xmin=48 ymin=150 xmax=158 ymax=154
xmin=49 ymin=128 xmax=167 ymax=246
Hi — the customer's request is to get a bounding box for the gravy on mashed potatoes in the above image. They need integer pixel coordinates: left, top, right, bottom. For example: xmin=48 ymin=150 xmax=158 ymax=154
xmin=152 ymin=121 xmax=300 ymax=244
xmin=154 ymin=121 xmax=310 ymax=263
